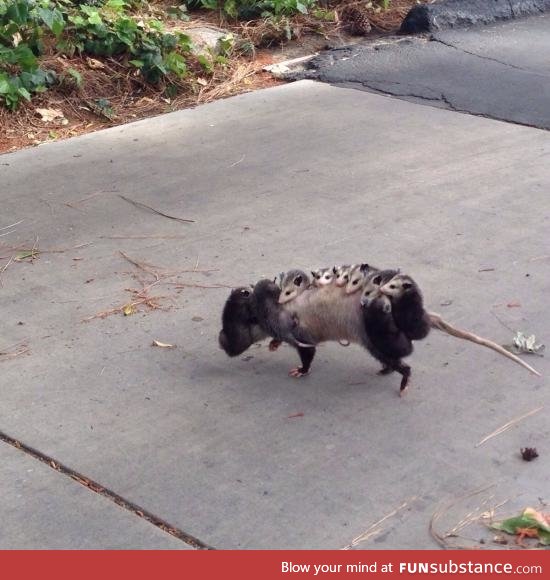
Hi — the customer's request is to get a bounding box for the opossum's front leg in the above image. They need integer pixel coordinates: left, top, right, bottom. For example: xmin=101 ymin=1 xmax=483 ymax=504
xmin=289 ymin=346 xmax=316 ymax=378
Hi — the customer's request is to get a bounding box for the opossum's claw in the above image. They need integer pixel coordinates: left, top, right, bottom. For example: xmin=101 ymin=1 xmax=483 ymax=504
xmin=289 ymin=367 xmax=309 ymax=378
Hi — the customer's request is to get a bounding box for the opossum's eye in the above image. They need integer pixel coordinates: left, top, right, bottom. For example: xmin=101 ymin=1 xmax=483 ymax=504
xmin=352 ymin=279 xmax=358 ymax=285
xmin=389 ymin=284 xmax=396 ymax=290
xmin=285 ymin=290 xmax=292 ymax=295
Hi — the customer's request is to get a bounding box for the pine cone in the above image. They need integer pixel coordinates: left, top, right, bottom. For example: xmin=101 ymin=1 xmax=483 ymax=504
xmin=340 ymin=6 xmax=372 ymax=36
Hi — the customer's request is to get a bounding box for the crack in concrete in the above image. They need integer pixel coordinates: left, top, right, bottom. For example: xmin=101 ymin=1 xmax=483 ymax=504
xmin=0 ymin=429 xmax=213 ymax=550
xmin=334 ymin=79 xmax=548 ymax=132
xmin=429 ymin=35 xmax=550 ymax=77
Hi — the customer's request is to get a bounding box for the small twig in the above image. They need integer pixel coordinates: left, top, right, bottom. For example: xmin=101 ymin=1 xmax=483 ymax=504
xmin=228 ymin=154 xmax=245 ymax=168
xmin=430 ymin=484 xmax=496 ymax=549
xmin=118 ymin=194 xmax=195 ymax=223
xmin=65 ymin=191 xmax=112 ymax=209
xmin=99 ymin=235 xmax=187 ymax=240
xmin=342 ymin=497 xmax=416 ymax=550
xmin=0 ymin=339 xmax=30 ymax=360
xmin=475 ymin=406 xmax=544 ymax=448
xmin=0 ymin=256 xmax=14 ymax=286
xmin=0 ymin=220 xmax=23 ymax=231
xmin=119 ymin=251 xmax=159 ymax=278
xmin=173 ymin=283 xmax=235 ymax=289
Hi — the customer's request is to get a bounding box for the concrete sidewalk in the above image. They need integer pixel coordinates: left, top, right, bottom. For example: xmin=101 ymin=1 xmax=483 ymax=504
xmin=1 ymin=81 xmax=549 ymax=548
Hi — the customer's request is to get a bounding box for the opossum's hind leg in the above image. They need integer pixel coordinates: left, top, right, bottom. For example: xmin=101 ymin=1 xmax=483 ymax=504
xmin=378 ymin=356 xmax=411 ymax=395
xmin=396 ymin=361 xmax=411 ymax=396
xmin=289 ymin=346 xmax=316 ymax=378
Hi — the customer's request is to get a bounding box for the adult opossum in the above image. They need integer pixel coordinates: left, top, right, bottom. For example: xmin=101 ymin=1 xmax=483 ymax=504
xmin=219 ymin=278 xmax=541 ymax=381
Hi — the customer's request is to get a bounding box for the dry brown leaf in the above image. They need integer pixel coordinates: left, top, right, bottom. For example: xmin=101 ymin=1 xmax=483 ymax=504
xmin=152 ymin=340 xmax=175 ymax=348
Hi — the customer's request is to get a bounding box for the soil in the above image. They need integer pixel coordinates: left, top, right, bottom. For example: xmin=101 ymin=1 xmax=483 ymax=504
xmin=0 ymin=1 xmax=424 ymax=155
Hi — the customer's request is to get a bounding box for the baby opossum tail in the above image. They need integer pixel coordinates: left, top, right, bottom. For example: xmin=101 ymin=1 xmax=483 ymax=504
xmin=428 ymin=312 xmax=541 ymax=377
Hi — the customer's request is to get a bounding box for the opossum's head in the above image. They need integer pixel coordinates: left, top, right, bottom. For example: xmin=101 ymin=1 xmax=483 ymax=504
xmin=345 ymin=263 xmax=371 ymax=294
xmin=229 ymin=286 xmax=252 ymax=304
xmin=380 ymin=274 xmax=416 ymax=298
xmin=278 ymin=269 xmax=309 ymax=304
xmin=360 ymin=273 xmax=383 ymax=306
xmin=311 ymin=267 xmax=334 ymax=287
xmin=333 ymin=264 xmax=351 ymax=287
xmin=359 ymin=269 xmax=397 ymax=306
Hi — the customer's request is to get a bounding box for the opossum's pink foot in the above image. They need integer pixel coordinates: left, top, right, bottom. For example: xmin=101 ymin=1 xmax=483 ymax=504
xmin=269 ymin=339 xmax=282 ymax=352
xmin=289 ymin=367 xmax=309 ymax=378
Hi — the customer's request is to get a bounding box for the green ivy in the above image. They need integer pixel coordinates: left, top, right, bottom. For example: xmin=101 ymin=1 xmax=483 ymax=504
xmin=0 ymin=0 xmax=192 ymax=109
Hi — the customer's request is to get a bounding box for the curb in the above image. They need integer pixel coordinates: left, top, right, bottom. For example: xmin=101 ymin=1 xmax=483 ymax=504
xmin=400 ymin=0 xmax=550 ymax=33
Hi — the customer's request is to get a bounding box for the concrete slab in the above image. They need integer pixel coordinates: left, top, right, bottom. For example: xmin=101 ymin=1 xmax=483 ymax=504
xmin=0 ymin=443 xmax=190 ymax=549
xmin=295 ymin=14 xmax=550 ymax=129
xmin=1 ymin=81 xmax=549 ymax=548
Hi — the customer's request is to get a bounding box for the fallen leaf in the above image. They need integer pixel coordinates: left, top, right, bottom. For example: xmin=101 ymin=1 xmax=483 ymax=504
xmin=513 ymin=332 xmax=545 ymax=356
xmin=152 ymin=340 xmax=175 ymax=348
xmin=122 ymin=303 xmax=136 ymax=316
xmin=492 ymin=507 xmax=550 ymax=546
xmin=86 ymin=57 xmax=105 ymax=69
xmin=35 ymin=108 xmax=65 ymax=123
xmin=521 ymin=447 xmax=539 ymax=461
xmin=15 ymin=249 xmax=39 ymax=261
xmin=507 ymin=301 xmax=521 ymax=308
xmin=192 ymin=316 xmax=204 ymax=322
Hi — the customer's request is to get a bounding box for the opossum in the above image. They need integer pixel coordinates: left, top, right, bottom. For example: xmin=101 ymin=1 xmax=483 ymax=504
xmin=218 ymin=287 xmax=267 ymax=357
xmin=379 ymin=273 xmax=431 ymax=341
xmin=251 ymin=279 xmax=315 ymax=351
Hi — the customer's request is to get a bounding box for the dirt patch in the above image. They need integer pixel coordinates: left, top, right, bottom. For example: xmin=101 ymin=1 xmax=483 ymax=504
xmin=0 ymin=2 xmax=425 ymax=155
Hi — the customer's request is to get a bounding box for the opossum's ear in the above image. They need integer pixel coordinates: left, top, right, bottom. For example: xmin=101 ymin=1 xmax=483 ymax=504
xmin=294 ymin=275 xmax=303 ymax=286
xmin=372 ymin=275 xmax=382 ymax=286
xmin=403 ymin=281 xmax=413 ymax=290
xmin=241 ymin=289 xmax=251 ymax=297
xmin=332 ymin=266 xmax=337 ymax=274
xmin=311 ymin=271 xmax=316 ymax=278
xmin=360 ymin=263 xmax=369 ymax=272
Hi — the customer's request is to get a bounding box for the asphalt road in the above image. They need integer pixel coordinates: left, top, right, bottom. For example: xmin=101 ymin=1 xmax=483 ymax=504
xmin=294 ymin=13 xmax=550 ymax=130
xmin=1 ymin=81 xmax=549 ymax=549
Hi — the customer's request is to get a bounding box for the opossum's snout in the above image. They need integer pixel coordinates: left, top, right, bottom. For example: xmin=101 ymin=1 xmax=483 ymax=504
xmin=278 ymin=289 xmax=293 ymax=304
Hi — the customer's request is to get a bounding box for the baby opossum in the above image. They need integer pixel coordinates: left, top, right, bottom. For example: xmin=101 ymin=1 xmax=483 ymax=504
xmin=333 ymin=264 xmax=352 ymax=287
xmin=379 ymin=273 xmax=431 ymax=340
xmin=311 ymin=267 xmax=334 ymax=287
xmin=218 ymin=287 xmax=267 ymax=357
xmin=278 ymin=269 xmax=310 ymax=304
xmin=345 ymin=263 xmax=376 ymax=295
xmin=251 ymin=279 xmax=315 ymax=353
xmin=360 ymin=269 xmax=413 ymax=393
